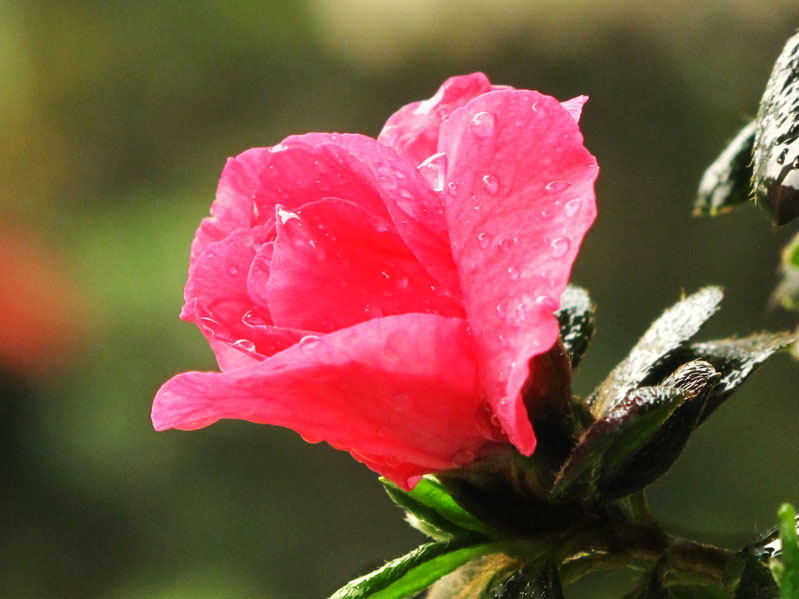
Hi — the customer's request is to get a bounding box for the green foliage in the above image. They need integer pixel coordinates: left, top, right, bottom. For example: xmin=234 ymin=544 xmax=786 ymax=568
xmin=753 ymin=30 xmax=799 ymax=225
xmin=326 ymin=537 xmax=513 ymax=599
xmin=556 ymin=285 xmax=596 ymax=370
xmin=695 ymin=121 xmax=756 ymax=217
xmin=770 ymin=504 xmax=799 ymax=599
xmin=725 ymin=547 xmax=779 ymax=599
xmin=588 ymin=287 xmax=723 ymax=418
xmin=625 ymin=563 xmax=674 ymax=599
xmin=382 ymin=477 xmax=498 ymax=539
xmin=551 ymin=385 xmax=689 ymax=503
xmin=776 ymin=232 xmax=799 ymax=311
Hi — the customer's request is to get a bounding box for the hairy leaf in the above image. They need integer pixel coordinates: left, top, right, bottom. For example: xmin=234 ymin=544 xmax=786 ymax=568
xmin=770 ymin=504 xmax=799 ymax=599
xmin=725 ymin=547 xmax=780 ymax=599
xmin=327 ymin=537 xmax=507 ymax=599
xmin=382 ymin=476 xmax=497 ymax=539
xmin=588 ymin=287 xmax=722 ymax=418
xmin=551 ymin=386 xmax=689 ymax=503
xmin=488 ymin=560 xmax=564 ymax=599
xmin=753 ymin=30 xmax=799 ymax=225
xmin=556 ymin=285 xmax=595 ymax=369
xmin=695 ymin=121 xmax=755 ymax=217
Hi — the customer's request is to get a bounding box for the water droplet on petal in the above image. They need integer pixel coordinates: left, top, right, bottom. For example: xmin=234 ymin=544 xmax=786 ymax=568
xmin=478 ymin=232 xmax=490 ymax=248
xmin=565 ymin=199 xmax=582 ymax=217
xmin=507 ymin=266 xmax=519 ymax=280
xmin=470 ymin=111 xmax=495 ymax=139
xmin=496 ymin=304 xmax=506 ymax=320
xmin=516 ymin=304 xmax=527 ymax=322
xmin=550 ymin=237 xmax=570 ymax=258
xmin=481 ymin=174 xmax=499 ymax=195
xmin=540 ymin=206 xmax=554 ymax=219
xmin=199 ymin=317 xmax=220 ymax=337
xmin=298 ymin=335 xmax=321 ymax=350
xmin=497 ymin=237 xmax=511 ymax=252
xmin=498 ymin=334 xmax=510 ymax=349
xmin=232 ymin=339 xmax=256 ymax=352
xmin=536 ymin=295 xmax=558 ymax=311
xmin=545 ymin=180 xmax=571 ymax=193
xmin=228 ymin=265 xmax=239 ymax=276
xmin=242 ymin=308 xmax=268 ymax=327
xmin=417 ymin=152 xmax=447 ymax=192
xmin=277 ymin=207 xmax=301 ymax=224
xmin=447 ymin=181 xmax=458 ymax=196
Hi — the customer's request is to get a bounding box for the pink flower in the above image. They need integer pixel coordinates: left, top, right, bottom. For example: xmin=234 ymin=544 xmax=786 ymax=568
xmin=152 ymin=73 xmax=598 ymax=489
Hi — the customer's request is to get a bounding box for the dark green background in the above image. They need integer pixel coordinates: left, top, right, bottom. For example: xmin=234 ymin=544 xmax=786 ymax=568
xmin=2 ymin=2 xmax=799 ymax=597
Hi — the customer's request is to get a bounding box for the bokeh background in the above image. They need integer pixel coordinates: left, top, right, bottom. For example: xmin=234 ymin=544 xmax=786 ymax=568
xmin=2 ymin=2 xmax=799 ymax=597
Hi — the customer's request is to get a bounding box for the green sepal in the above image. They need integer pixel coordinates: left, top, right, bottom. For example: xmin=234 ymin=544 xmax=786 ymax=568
xmin=556 ymin=285 xmax=596 ymax=369
xmin=753 ymin=30 xmax=799 ymax=226
xmin=645 ymin=332 xmax=795 ymax=426
xmin=770 ymin=504 xmax=799 ymax=599
xmin=725 ymin=547 xmax=780 ymax=599
xmin=776 ymin=232 xmax=799 ymax=311
xmin=551 ymin=385 xmax=690 ymax=503
xmin=596 ymin=360 xmax=720 ymax=500
xmin=381 ymin=476 xmax=498 ymax=539
xmin=695 ymin=121 xmax=755 ymax=217
xmin=488 ymin=560 xmax=564 ymax=598
xmin=327 ymin=536 xmax=512 ymax=599
xmin=588 ymin=287 xmax=723 ymax=418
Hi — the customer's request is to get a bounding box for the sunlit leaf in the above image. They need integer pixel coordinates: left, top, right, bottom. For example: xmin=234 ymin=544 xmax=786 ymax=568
xmin=695 ymin=121 xmax=755 ymax=217
xmin=328 ymin=537 xmax=509 ymax=599
xmin=753 ymin=30 xmax=799 ymax=226
xmin=556 ymin=285 xmax=595 ymax=369
xmin=588 ymin=287 xmax=723 ymax=418
xmin=770 ymin=504 xmax=799 ymax=599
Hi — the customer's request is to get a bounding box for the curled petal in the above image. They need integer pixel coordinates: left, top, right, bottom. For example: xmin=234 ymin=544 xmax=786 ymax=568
xmin=283 ymin=133 xmax=460 ymax=292
xmin=439 ymin=90 xmax=598 ymax=454
xmin=378 ymin=73 xmax=493 ymax=165
xmin=266 ymin=199 xmax=464 ymax=333
xmin=152 ymin=314 xmax=488 ymax=489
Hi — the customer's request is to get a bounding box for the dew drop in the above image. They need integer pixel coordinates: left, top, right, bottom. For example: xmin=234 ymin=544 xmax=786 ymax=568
xmin=550 ymin=237 xmax=570 ymax=258
xmin=516 ymin=304 xmax=527 ymax=322
xmin=232 ymin=339 xmax=256 ymax=352
xmin=496 ymin=304 xmax=506 ymax=320
xmin=298 ymin=335 xmax=321 ymax=350
xmin=498 ymin=334 xmax=510 ymax=349
xmin=507 ymin=266 xmax=519 ymax=280
xmin=242 ymin=308 xmax=268 ymax=327
xmin=536 ymin=295 xmax=558 ymax=311
xmin=417 ymin=152 xmax=447 ymax=192
xmin=470 ymin=111 xmax=495 ymax=139
xmin=545 ymin=180 xmax=571 ymax=193
xmin=447 ymin=181 xmax=458 ymax=196
xmin=497 ymin=237 xmax=511 ymax=252
xmin=564 ymin=198 xmax=582 ymax=217
xmin=228 ymin=265 xmax=239 ymax=276
xmin=481 ymin=174 xmax=499 ymax=195
xmin=540 ymin=206 xmax=554 ymax=219
xmin=478 ymin=232 xmax=491 ymax=248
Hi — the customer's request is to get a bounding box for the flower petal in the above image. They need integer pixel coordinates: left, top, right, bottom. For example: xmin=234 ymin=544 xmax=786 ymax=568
xmin=438 ymin=90 xmax=598 ymax=454
xmin=266 ymin=199 xmax=464 ymax=333
xmin=378 ymin=73 xmax=493 ymax=165
xmin=152 ymin=314 xmax=489 ymax=489
xmin=283 ymin=133 xmax=460 ymax=292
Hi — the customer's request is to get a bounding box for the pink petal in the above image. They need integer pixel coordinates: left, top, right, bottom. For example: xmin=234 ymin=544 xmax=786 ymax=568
xmin=152 ymin=314 xmax=490 ymax=489
xmin=283 ymin=133 xmax=460 ymax=292
xmin=438 ymin=90 xmax=598 ymax=454
xmin=560 ymin=95 xmax=588 ymax=123
xmin=191 ymin=151 xmax=267 ymax=267
xmin=378 ymin=73 xmax=493 ymax=165
xmin=182 ymin=228 xmax=311 ymax=368
xmin=266 ymin=199 xmax=464 ymax=333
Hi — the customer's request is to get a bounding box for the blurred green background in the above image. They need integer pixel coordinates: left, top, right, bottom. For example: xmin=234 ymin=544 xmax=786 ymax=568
xmin=2 ymin=2 xmax=799 ymax=597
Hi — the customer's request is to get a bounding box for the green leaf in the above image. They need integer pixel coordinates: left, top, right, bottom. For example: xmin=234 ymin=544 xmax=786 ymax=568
xmin=645 ymin=332 xmax=795 ymax=426
xmin=753 ymin=30 xmax=799 ymax=226
xmin=725 ymin=547 xmax=780 ymax=599
xmin=556 ymin=285 xmax=596 ymax=369
xmin=551 ymin=385 xmax=689 ymax=503
xmin=597 ymin=360 xmax=720 ymax=500
xmin=776 ymin=232 xmax=799 ymax=311
xmin=382 ymin=476 xmax=498 ymax=539
xmin=770 ymin=504 xmax=799 ymax=599
xmin=488 ymin=560 xmax=564 ymax=599
xmin=588 ymin=287 xmax=723 ymax=418
xmin=327 ymin=537 xmax=511 ymax=599
xmin=695 ymin=121 xmax=755 ymax=217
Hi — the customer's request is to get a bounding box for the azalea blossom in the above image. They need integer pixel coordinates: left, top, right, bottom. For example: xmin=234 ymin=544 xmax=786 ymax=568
xmin=152 ymin=73 xmax=598 ymax=489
